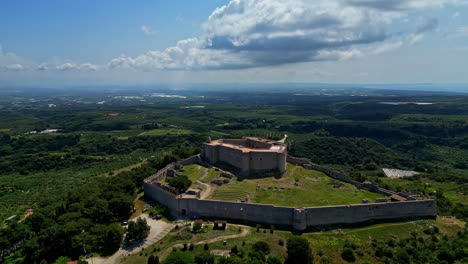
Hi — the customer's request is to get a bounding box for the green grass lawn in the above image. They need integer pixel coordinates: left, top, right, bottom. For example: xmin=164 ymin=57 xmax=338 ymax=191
xmin=163 ymin=164 xmax=220 ymax=185
xmin=179 ymin=164 xmax=207 ymax=182
xmin=202 ymin=169 xmax=220 ymax=183
xmin=205 ymin=163 xmax=384 ymax=206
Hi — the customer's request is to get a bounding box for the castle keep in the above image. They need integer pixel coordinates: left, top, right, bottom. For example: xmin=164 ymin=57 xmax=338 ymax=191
xmin=201 ymin=137 xmax=287 ymax=176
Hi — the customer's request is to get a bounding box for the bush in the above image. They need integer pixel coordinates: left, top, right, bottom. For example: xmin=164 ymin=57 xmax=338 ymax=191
xmin=267 ymin=256 xmax=282 ymax=264
xmin=230 ymin=245 xmax=239 ymax=255
xmin=341 ymin=248 xmax=356 ymax=262
xmin=52 ymin=257 xmax=73 ymax=264
xmin=192 ymin=222 xmax=202 ymax=233
xmin=319 ymin=256 xmax=330 ymax=264
xmin=194 ymin=251 xmax=215 ymax=264
xmin=252 ymin=241 xmax=270 ymax=255
xmin=167 ymin=175 xmax=191 ymax=193
xmin=285 ymin=237 xmax=312 ymax=264
xmin=164 ymin=251 xmax=194 ymax=264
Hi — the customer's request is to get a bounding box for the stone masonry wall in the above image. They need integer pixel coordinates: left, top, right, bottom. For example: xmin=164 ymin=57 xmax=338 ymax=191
xmin=179 ymin=154 xmax=201 ymax=166
xmin=287 ymin=155 xmax=396 ymax=196
xmin=144 ymin=154 xmax=436 ymax=231
xmin=144 ymin=180 xmax=436 ymax=230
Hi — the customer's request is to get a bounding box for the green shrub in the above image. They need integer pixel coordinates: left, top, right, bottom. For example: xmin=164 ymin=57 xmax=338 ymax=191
xmin=341 ymin=248 xmax=356 ymax=262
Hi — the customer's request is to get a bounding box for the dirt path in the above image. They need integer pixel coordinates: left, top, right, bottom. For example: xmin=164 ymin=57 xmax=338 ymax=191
xmin=199 ymin=168 xmax=209 ymax=181
xmin=197 ymin=180 xmax=213 ymax=199
xmin=194 ymin=227 xmax=249 ymax=245
xmin=278 ymin=134 xmax=288 ymax=143
xmin=160 ymin=227 xmax=250 ymax=260
xmin=197 ymin=168 xmax=214 ymax=199
xmin=93 ymin=214 xmax=175 ymax=264
xmin=103 ymin=161 xmax=146 ymax=177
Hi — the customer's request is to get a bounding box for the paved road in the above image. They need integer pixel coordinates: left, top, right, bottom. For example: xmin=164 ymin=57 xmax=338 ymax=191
xmin=93 ymin=214 xmax=175 ymax=264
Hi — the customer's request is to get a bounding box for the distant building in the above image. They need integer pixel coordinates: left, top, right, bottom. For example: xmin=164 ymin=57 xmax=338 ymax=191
xmin=39 ymin=129 xmax=59 ymax=134
xmin=382 ymin=168 xmax=419 ymax=179
xmin=201 ymin=137 xmax=286 ymax=176
xmin=6 ymin=215 xmax=17 ymax=221
xmin=23 ymin=209 xmax=33 ymax=219
xmin=214 ymin=220 xmax=227 ymax=229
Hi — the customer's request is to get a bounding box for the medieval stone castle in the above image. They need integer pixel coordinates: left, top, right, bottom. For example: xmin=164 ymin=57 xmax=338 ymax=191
xmin=201 ymin=137 xmax=287 ymax=176
xmin=144 ymin=137 xmax=436 ymax=231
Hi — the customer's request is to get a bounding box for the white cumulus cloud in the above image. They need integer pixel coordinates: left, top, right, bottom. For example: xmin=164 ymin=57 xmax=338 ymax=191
xmin=141 ymin=25 xmax=158 ymax=35
xmin=36 ymin=63 xmax=49 ymax=71
xmin=4 ymin=64 xmax=25 ymax=71
xmin=108 ymin=0 xmax=460 ymax=71
xmin=55 ymin=62 xmax=100 ymax=71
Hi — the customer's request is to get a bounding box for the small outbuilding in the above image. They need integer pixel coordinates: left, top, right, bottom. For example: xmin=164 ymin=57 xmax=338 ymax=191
xmin=214 ymin=220 xmax=227 ymax=230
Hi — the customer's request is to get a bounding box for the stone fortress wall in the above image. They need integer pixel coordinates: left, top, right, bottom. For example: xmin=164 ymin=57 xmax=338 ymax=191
xmin=144 ymin=154 xmax=436 ymax=231
xmin=286 ymin=156 xmax=397 ymax=197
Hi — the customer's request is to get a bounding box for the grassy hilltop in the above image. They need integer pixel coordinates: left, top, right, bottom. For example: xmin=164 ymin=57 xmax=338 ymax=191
xmin=178 ymin=164 xmax=384 ymax=206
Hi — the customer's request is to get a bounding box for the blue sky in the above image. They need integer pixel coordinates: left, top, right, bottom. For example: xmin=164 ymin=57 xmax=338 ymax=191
xmin=0 ymin=0 xmax=467 ymax=86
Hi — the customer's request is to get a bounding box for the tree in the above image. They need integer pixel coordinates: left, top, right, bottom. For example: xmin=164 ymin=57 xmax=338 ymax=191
xmin=218 ymin=256 xmax=244 ymax=264
xmin=52 ymin=256 xmax=73 ymax=264
xmin=192 ymin=222 xmax=202 ymax=232
xmin=341 ymin=248 xmax=356 ymax=262
xmin=102 ymin=223 xmax=124 ymax=255
xmin=395 ymin=248 xmax=410 ymax=263
xmin=252 ymin=241 xmax=270 ymax=255
xmin=146 ymin=255 xmax=160 ymax=264
xmin=285 ymin=237 xmax=312 ymax=264
xmin=167 ymin=175 xmax=192 ymax=193
xmin=125 ymin=217 xmax=151 ymax=242
xmin=267 ymin=256 xmax=282 ymax=264
xmin=230 ymin=245 xmax=239 ymax=255
xmin=194 ymin=251 xmax=215 ymax=264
